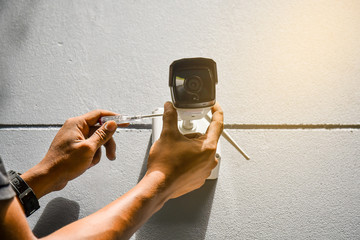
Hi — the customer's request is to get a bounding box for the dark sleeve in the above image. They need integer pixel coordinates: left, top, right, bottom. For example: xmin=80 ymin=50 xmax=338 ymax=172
xmin=0 ymin=157 xmax=15 ymax=200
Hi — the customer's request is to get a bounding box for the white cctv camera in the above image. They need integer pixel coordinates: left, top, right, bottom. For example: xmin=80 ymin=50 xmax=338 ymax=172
xmin=153 ymin=57 xmax=221 ymax=179
xmin=153 ymin=58 xmax=248 ymax=180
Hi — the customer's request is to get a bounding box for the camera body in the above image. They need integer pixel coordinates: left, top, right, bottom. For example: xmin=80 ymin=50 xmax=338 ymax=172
xmin=169 ymin=58 xmax=218 ymax=121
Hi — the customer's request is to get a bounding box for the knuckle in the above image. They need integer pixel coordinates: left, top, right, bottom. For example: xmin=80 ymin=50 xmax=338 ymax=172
xmin=65 ymin=116 xmax=85 ymax=127
xmin=89 ymin=109 xmax=100 ymax=114
xmin=160 ymin=129 xmax=178 ymax=140
xmin=214 ymin=120 xmax=224 ymax=132
xmin=64 ymin=117 xmax=76 ymax=125
xmin=163 ymin=108 xmax=173 ymax=119
xmin=163 ymin=104 xmax=176 ymax=119
xmin=212 ymin=158 xmax=219 ymax=169
xmin=202 ymin=142 xmax=217 ymax=153
xmin=93 ymin=109 xmax=103 ymax=115
xmin=95 ymin=128 xmax=107 ymax=142
xmin=220 ymin=121 xmax=224 ymax=131
xmin=218 ymin=108 xmax=224 ymax=116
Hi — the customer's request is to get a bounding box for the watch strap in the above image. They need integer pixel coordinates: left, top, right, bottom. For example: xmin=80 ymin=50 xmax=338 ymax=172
xmin=8 ymin=170 xmax=40 ymax=217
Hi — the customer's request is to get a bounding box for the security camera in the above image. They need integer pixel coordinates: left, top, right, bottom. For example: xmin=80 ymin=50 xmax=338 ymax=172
xmin=169 ymin=57 xmax=218 ymax=122
xmin=152 ymin=58 xmax=248 ymax=180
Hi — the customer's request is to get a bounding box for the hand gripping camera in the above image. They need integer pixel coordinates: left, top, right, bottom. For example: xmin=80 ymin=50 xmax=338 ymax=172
xmin=152 ymin=57 xmax=221 ymax=179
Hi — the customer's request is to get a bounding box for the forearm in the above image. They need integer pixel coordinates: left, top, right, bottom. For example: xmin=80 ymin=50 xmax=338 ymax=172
xmin=2 ymin=169 xmax=170 ymax=240
xmin=42 ymin=171 xmax=170 ymax=240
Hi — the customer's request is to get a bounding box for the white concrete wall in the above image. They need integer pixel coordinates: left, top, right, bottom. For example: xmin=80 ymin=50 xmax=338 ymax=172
xmin=1 ymin=1 xmax=359 ymax=239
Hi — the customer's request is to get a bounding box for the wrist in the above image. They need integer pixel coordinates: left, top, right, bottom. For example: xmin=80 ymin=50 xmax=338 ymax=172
xmin=21 ymin=162 xmax=60 ymax=199
xmin=138 ymin=171 xmax=172 ymax=209
xmin=101 ymin=171 xmax=171 ymax=237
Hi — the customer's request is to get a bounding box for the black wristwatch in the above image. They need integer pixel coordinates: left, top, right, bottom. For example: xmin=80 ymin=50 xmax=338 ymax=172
xmin=7 ymin=170 xmax=40 ymax=217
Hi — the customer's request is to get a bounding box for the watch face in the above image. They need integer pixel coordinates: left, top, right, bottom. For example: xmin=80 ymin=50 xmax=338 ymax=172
xmin=12 ymin=178 xmax=21 ymax=187
xmin=22 ymin=191 xmax=40 ymax=216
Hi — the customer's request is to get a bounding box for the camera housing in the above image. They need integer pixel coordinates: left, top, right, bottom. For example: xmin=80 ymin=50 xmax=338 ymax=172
xmin=169 ymin=57 xmax=218 ymax=120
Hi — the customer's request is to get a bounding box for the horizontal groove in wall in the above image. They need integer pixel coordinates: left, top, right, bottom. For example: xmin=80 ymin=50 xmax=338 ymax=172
xmin=224 ymin=124 xmax=360 ymax=129
xmin=1 ymin=124 xmax=360 ymax=130
xmin=0 ymin=124 xmax=152 ymax=130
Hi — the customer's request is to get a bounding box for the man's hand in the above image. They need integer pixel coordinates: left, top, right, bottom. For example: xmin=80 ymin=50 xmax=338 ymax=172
xmin=22 ymin=110 xmax=128 ymax=198
xmin=147 ymin=101 xmax=224 ymax=199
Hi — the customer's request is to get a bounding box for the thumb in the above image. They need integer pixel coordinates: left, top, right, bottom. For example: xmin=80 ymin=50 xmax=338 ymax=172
xmin=161 ymin=101 xmax=180 ymax=137
xmin=87 ymin=120 xmax=117 ymax=150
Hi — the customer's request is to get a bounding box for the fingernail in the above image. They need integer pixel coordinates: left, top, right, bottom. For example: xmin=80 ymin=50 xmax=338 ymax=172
xmin=105 ymin=121 xmax=117 ymax=131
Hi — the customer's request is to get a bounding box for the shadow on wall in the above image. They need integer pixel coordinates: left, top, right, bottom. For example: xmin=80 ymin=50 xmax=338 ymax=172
xmin=136 ymin=135 xmax=217 ymax=240
xmin=32 ymin=197 xmax=80 ymax=238
xmin=137 ymin=136 xmax=153 ymax=182
xmin=136 ymin=181 xmax=217 ymax=240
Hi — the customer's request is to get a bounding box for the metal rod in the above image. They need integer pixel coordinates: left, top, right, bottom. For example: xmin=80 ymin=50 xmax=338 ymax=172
xmin=221 ymin=129 xmax=250 ymax=160
xmin=138 ymin=113 xmax=163 ymax=119
xmin=205 ymin=114 xmax=250 ymax=160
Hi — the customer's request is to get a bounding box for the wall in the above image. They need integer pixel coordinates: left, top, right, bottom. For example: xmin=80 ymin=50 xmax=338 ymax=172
xmin=1 ymin=1 xmax=359 ymax=239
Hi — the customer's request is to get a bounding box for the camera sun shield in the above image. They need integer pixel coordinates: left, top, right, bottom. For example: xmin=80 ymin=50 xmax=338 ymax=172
xmin=169 ymin=58 xmax=217 ymax=109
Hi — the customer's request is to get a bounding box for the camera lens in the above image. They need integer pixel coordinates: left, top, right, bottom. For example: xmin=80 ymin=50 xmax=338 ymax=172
xmin=185 ymin=75 xmax=203 ymax=93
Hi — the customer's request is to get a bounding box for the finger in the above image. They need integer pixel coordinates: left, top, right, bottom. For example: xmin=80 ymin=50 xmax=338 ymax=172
xmin=88 ymin=126 xmax=97 ymax=138
xmin=87 ymin=120 xmax=117 ymax=150
xmin=205 ymin=102 xmax=224 ymax=144
xmin=160 ymin=101 xmax=180 ymax=137
xmin=212 ymin=154 xmax=220 ymax=169
xmin=88 ymin=122 xmax=128 ymax=139
xmin=90 ymin=148 xmax=102 ymax=168
xmin=104 ymin=137 xmax=117 ymax=160
xmin=82 ymin=109 xmax=117 ymax=126
xmin=117 ymin=123 xmax=130 ymax=128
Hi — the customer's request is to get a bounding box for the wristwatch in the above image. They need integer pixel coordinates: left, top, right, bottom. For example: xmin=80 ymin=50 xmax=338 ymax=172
xmin=7 ymin=170 xmax=40 ymax=217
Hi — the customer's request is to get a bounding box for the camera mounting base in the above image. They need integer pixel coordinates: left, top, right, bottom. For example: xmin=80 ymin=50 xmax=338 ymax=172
xmin=152 ymin=108 xmax=221 ymax=179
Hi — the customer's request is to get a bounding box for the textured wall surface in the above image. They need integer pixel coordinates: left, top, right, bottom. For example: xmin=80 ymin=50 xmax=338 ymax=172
xmin=1 ymin=1 xmax=359 ymax=239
